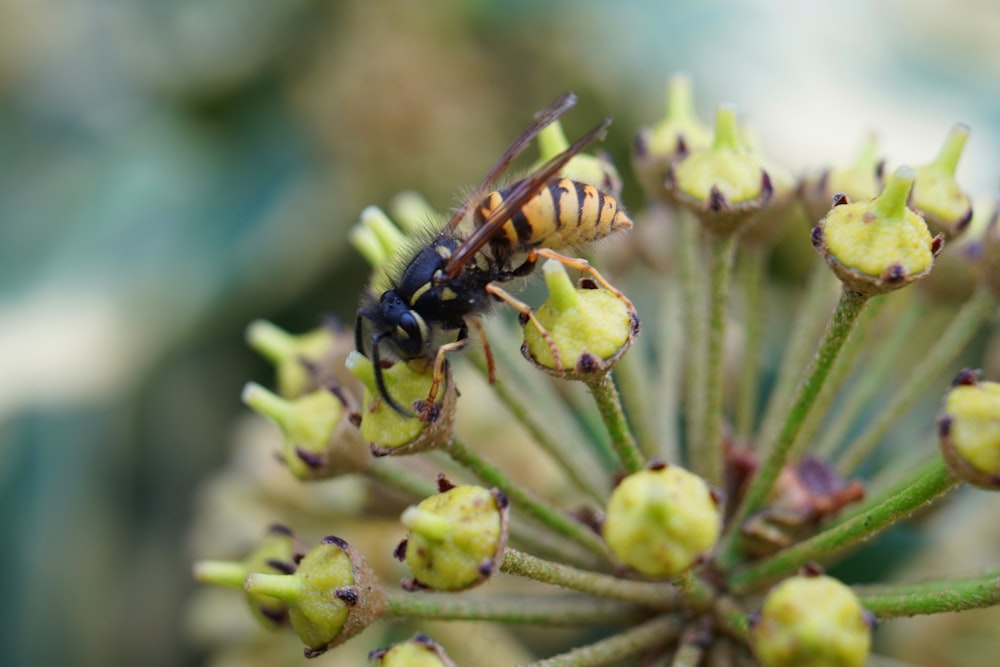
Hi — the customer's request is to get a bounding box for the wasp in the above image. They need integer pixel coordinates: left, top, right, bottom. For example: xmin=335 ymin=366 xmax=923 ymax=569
xmin=355 ymin=92 xmax=634 ymax=417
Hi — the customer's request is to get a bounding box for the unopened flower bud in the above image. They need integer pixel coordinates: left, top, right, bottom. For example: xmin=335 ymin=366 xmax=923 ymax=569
xmin=532 ymin=120 xmax=622 ymax=198
xmin=193 ymin=524 xmax=301 ymax=628
xmin=911 ymin=124 xmax=973 ymax=241
xmin=666 ymin=105 xmax=773 ymax=235
xmin=396 ymin=479 xmax=509 ymax=591
xmin=938 ymin=369 xmax=1000 ymax=489
xmin=602 ymin=461 xmax=721 ymax=578
xmin=521 ymin=260 xmax=639 ymax=380
xmin=813 ymin=167 xmax=942 ymax=296
xmin=369 ymin=633 xmax=458 ymax=667
xmin=389 ymin=191 xmax=440 ymax=234
xmin=243 ymin=536 xmax=386 ymax=658
xmin=241 ymin=382 xmax=369 ymax=479
xmin=800 ymin=134 xmax=884 ymax=223
xmin=752 ymin=574 xmax=872 ymax=667
xmin=350 ymin=206 xmax=409 ymax=272
xmin=632 ymin=75 xmax=711 ymax=201
xmin=246 ymin=320 xmax=339 ymax=398
xmin=346 ymin=351 xmax=457 ymax=456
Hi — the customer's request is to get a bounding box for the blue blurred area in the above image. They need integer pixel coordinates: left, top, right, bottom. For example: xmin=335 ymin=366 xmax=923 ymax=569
xmin=2 ymin=1 xmax=1000 ymax=665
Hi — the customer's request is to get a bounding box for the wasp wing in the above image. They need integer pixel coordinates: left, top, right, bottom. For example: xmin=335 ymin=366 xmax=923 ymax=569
xmin=443 ymin=116 xmax=612 ymax=279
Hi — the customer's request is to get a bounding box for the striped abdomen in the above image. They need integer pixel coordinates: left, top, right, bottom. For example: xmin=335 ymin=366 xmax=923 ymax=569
xmin=477 ymin=178 xmax=632 ymax=256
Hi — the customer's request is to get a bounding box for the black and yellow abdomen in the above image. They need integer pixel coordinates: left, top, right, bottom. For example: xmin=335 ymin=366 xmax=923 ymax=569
xmin=477 ymin=178 xmax=632 ymax=256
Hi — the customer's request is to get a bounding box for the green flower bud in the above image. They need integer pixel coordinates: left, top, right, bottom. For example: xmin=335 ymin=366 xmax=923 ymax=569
xmin=632 ymin=74 xmax=712 ymax=201
xmin=666 ymin=105 xmax=773 ymax=235
xmin=531 ymin=120 xmax=623 ymax=198
xmin=919 ymin=198 xmax=993 ymax=303
xmin=911 ymin=124 xmax=973 ymax=241
xmin=346 ymin=351 xmax=457 ymax=456
xmin=246 ymin=320 xmax=338 ymax=398
xmin=395 ymin=479 xmax=509 ymax=591
xmin=521 ymin=260 xmax=639 ymax=380
xmin=388 ymin=191 xmax=441 ymax=235
xmin=800 ymin=134 xmax=884 ymax=224
xmin=350 ymin=205 xmax=409 ymax=272
xmin=241 ymin=382 xmax=369 ymax=479
xmin=752 ymin=574 xmax=872 ymax=667
xmin=193 ymin=524 xmax=301 ymax=628
xmin=938 ymin=369 xmax=1000 ymax=489
xmin=243 ymin=536 xmax=386 ymax=658
xmin=369 ymin=633 xmax=458 ymax=667
xmin=812 ymin=167 xmax=943 ymax=296
xmin=602 ymin=461 xmax=721 ymax=578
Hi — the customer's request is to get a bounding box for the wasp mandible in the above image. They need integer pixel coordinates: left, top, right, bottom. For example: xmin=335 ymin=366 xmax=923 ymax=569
xmin=355 ymin=92 xmax=634 ymax=417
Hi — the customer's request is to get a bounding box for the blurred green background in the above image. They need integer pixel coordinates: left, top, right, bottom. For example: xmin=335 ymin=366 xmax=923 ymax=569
xmin=2 ymin=1 xmax=999 ymax=665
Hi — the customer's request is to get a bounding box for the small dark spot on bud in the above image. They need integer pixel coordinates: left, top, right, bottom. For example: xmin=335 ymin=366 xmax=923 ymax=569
xmin=415 ymin=400 xmax=441 ymax=423
xmin=296 ymin=447 xmax=325 ymax=469
xmin=760 ymin=170 xmax=774 ymax=201
xmin=322 ymin=535 xmax=350 ymax=550
xmin=401 ymin=578 xmax=427 ymax=592
xmin=436 ymin=473 xmax=456 ymax=492
xmin=708 ymin=185 xmax=728 ymax=213
xmin=748 ymin=610 xmax=761 ymax=629
xmin=709 ymin=488 xmax=724 ymax=508
xmin=293 ymin=553 xmax=305 ymax=565
xmin=831 ymin=192 xmax=849 ymax=207
xmin=664 ymin=167 xmax=677 ymax=190
xmin=630 ymin=313 xmax=641 ymax=336
xmin=370 ymin=444 xmax=390 ymax=457
xmin=478 ymin=559 xmax=495 ymax=577
xmin=267 ymin=523 xmax=293 ymax=537
xmin=874 ymin=159 xmax=886 ymax=181
xmin=884 ymin=264 xmax=906 ymax=283
xmin=368 ymin=648 xmax=388 ymax=661
xmin=304 ymin=646 xmax=328 ymax=659
xmin=938 ymin=415 xmax=953 ymax=438
xmin=265 ymin=558 xmax=296 ymax=575
xmin=576 ymin=352 xmax=600 ymax=374
xmin=492 ymin=488 xmax=510 ymax=510
xmin=299 ymin=356 xmax=321 ymax=378
xmin=676 ymin=135 xmax=690 ymax=158
xmin=348 ymin=411 xmax=362 ymax=427
xmin=335 ymin=587 xmax=359 ymax=606
xmin=579 ymin=277 xmax=598 ymax=290
xmin=393 ymin=539 xmax=408 ymax=561
xmin=952 ymin=368 xmax=981 ymax=387
xmin=413 ymin=633 xmax=436 ymax=646
xmin=632 ymin=132 xmax=648 ymax=157
xmin=802 ymin=562 xmax=824 ymax=577
xmin=810 ymin=225 xmax=824 ymax=248
xmin=647 ymin=458 xmax=669 ymax=471
xmin=326 ymin=383 xmax=351 ymax=408
xmin=379 ymin=358 xmax=394 ymax=370
xmin=518 ymin=312 xmax=530 ymax=326
xmin=863 ymin=609 xmax=879 ymax=630
xmin=258 ymin=605 xmax=287 ymax=624
xmin=957 ymin=208 xmax=973 ymax=232
xmin=931 ymin=234 xmax=945 ymax=257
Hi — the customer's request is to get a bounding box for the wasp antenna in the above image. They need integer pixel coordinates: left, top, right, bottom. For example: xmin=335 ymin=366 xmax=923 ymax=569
xmin=371 ymin=333 xmax=416 ymax=418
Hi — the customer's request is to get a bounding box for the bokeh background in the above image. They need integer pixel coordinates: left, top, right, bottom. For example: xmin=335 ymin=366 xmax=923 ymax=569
xmin=2 ymin=1 xmax=1000 ymax=665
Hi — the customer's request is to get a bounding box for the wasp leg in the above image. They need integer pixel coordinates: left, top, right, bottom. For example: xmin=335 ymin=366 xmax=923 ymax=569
xmin=532 ymin=248 xmax=636 ymax=312
xmin=485 ymin=282 xmax=564 ymax=371
xmin=416 ymin=337 xmax=467 ymax=421
xmin=469 ymin=317 xmax=496 ymax=384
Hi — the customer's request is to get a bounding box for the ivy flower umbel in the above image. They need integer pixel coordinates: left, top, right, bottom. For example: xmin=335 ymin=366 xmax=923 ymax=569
xmin=191 ymin=78 xmax=1000 ymax=666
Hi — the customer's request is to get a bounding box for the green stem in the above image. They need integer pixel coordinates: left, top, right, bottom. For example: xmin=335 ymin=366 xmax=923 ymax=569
xmin=836 ymin=287 xmax=996 ymax=475
xmin=384 ymin=592 xmax=644 ymax=625
xmin=520 ymin=615 xmax=683 ymax=667
xmin=445 ymin=438 xmax=614 ymax=561
xmin=471 ymin=352 xmax=609 ymax=503
xmin=720 ymin=288 xmax=870 ymax=567
xmin=613 ymin=347 xmax=658 ymax=460
xmin=727 ymin=457 xmax=958 ymax=592
xmin=678 ymin=208 xmax=708 ymax=458
xmin=670 ymin=638 xmax=705 ymax=667
xmin=813 ymin=297 xmax=925 ymax=459
xmin=712 ymin=596 xmax=751 ymax=642
xmin=859 ymin=573 xmax=1000 ymax=619
xmin=789 ymin=296 xmax=887 ymax=460
xmin=702 ymin=233 xmax=737 ymax=487
xmin=500 ymin=548 xmax=679 ymax=610
xmin=754 ymin=262 xmax=838 ymax=452
xmin=586 ymin=373 xmax=645 ymax=474
xmin=735 ymin=245 xmax=766 ymax=439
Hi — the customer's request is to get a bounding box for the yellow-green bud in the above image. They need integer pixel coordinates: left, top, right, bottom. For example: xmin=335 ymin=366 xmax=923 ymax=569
xmin=243 ymin=536 xmax=386 ymax=658
xmin=801 ymin=134 xmax=884 ymax=223
xmin=532 ymin=120 xmax=623 ymax=198
xmin=346 ymin=351 xmax=456 ymax=456
xmin=521 ymin=260 xmax=639 ymax=379
xmin=602 ymin=461 xmax=721 ymax=578
xmin=389 ymin=191 xmax=440 ymax=235
xmin=395 ymin=480 xmax=509 ymax=591
xmin=192 ymin=524 xmax=300 ymax=628
xmin=246 ymin=320 xmax=338 ymax=398
xmin=938 ymin=369 xmax=1000 ymax=489
xmin=350 ymin=205 xmax=409 ymax=272
xmin=813 ymin=166 xmax=943 ymax=296
xmin=911 ymin=124 xmax=973 ymax=241
xmin=369 ymin=633 xmax=458 ymax=667
xmin=632 ymin=74 xmax=712 ymax=201
xmin=241 ymin=382 xmax=369 ymax=479
xmin=752 ymin=574 xmax=872 ymax=667
xmin=666 ymin=105 xmax=773 ymax=235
